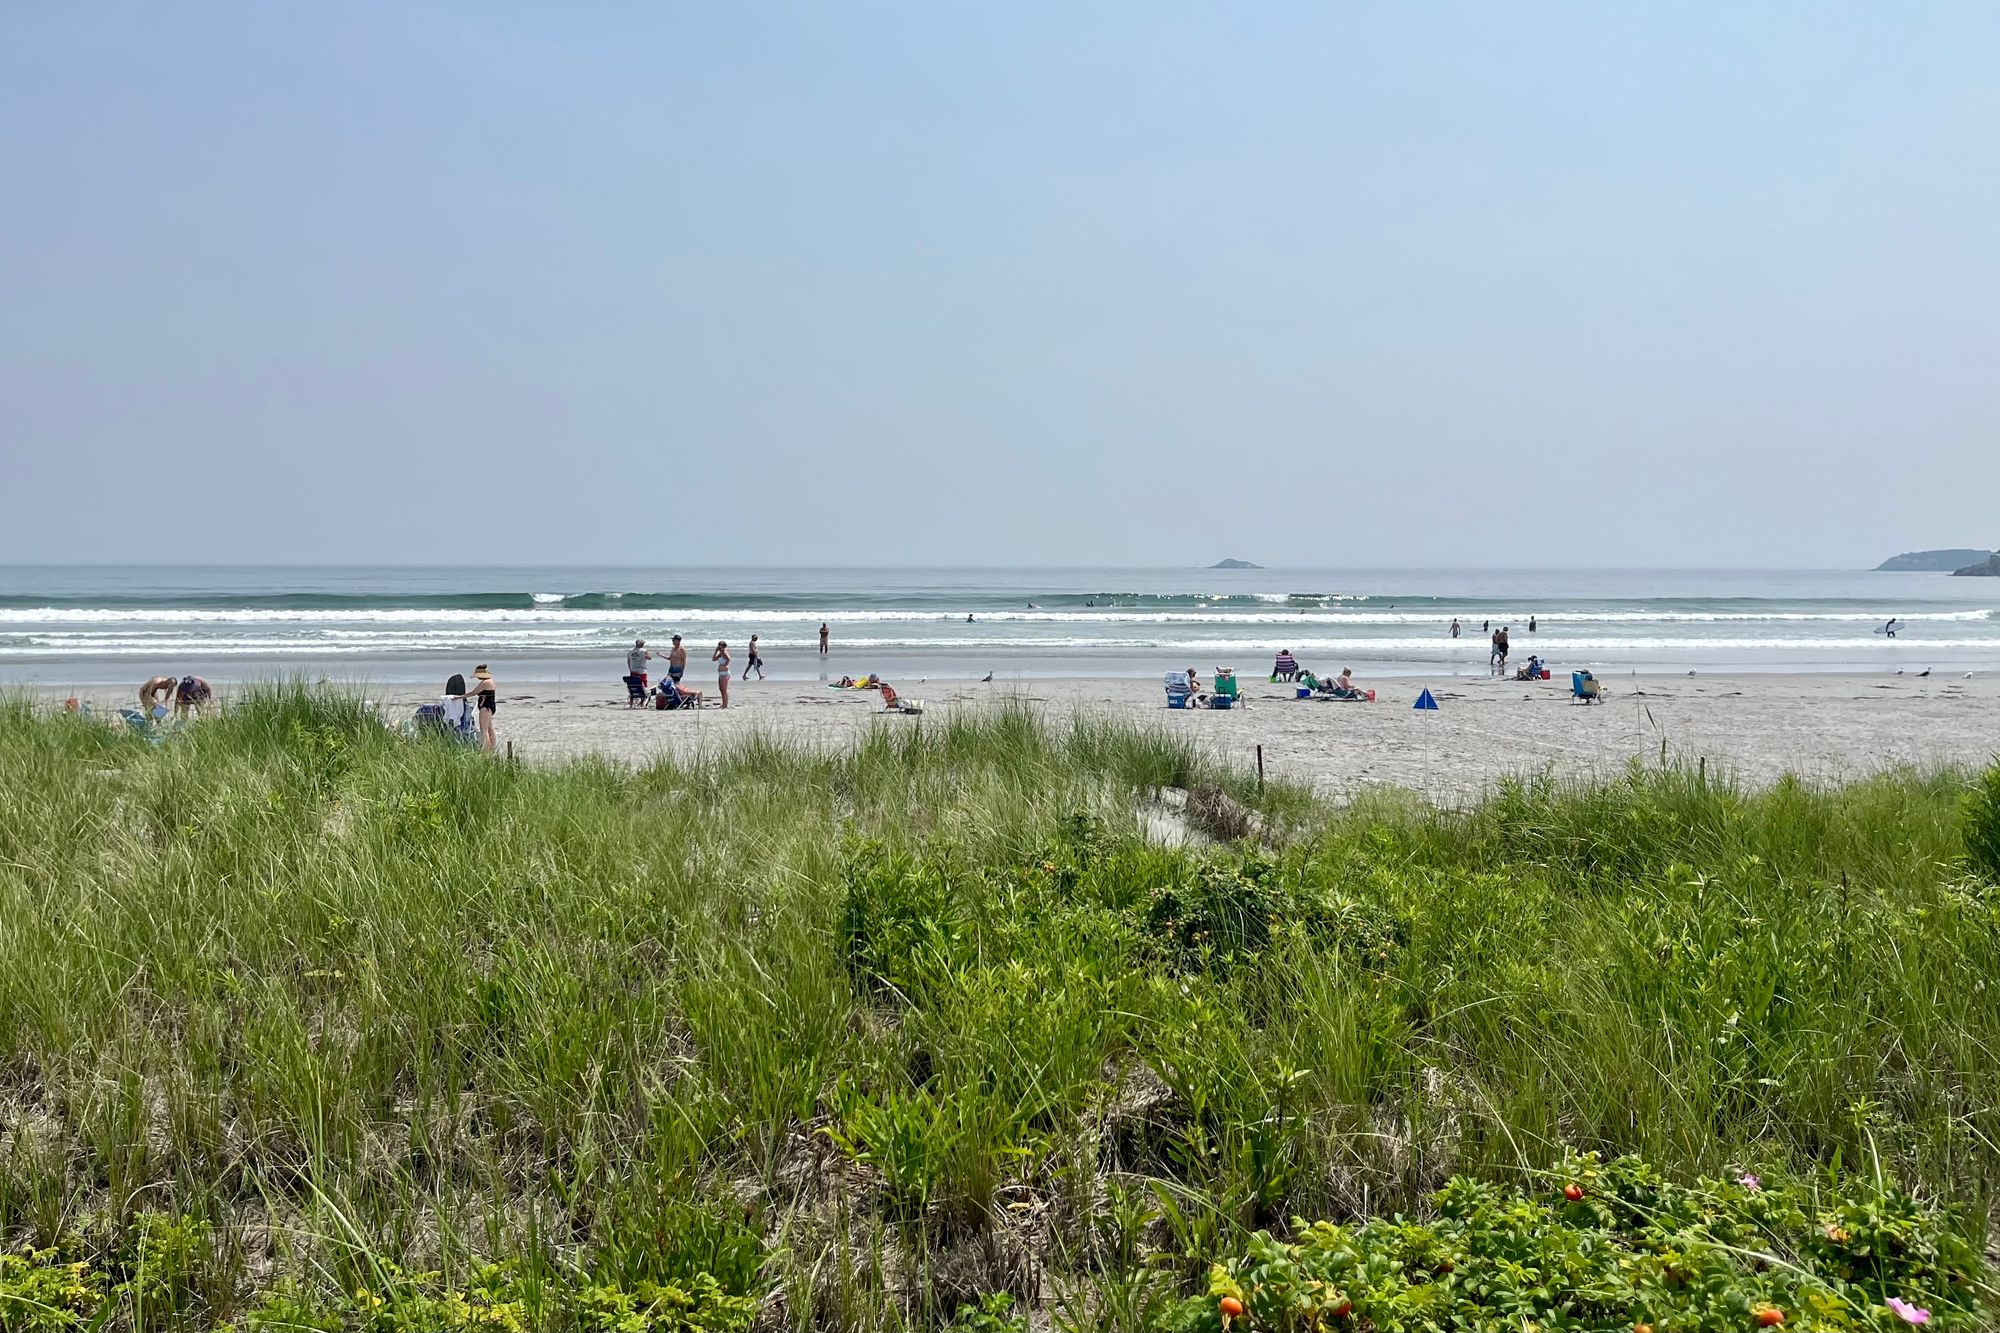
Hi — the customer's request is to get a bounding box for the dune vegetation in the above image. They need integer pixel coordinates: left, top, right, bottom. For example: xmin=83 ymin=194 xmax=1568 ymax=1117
xmin=1 ymin=687 xmax=1997 ymax=1331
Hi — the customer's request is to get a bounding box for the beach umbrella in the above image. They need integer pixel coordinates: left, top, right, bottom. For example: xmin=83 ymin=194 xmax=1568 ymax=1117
xmin=1413 ymin=688 xmax=1439 ymax=795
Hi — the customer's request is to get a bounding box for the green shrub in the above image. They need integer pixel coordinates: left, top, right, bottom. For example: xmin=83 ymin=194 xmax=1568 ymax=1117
xmin=1966 ymin=761 xmax=2000 ymax=881
xmin=0 ymin=1249 xmax=107 ymax=1331
xmin=1167 ymin=1152 xmax=1986 ymax=1332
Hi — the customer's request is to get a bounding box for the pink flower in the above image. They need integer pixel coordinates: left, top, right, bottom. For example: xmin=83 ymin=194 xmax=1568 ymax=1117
xmin=1886 ymin=1297 xmax=1932 ymax=1325
xmin=1736 ymin=1173 xmax=1761 ymax=1191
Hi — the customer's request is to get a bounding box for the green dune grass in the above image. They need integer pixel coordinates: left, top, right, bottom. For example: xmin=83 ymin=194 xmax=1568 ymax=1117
xmin=0 ymin=686 xmax=1996 ymax=1330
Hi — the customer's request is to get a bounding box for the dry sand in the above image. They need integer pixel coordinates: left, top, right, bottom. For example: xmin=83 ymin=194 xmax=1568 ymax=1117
xmin=70 ymin=669 xmax=1986 ymax=804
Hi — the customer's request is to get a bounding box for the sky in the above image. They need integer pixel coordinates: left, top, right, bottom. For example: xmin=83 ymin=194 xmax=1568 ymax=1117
xmin=1 ymin=3 xmax=1996 ymax=569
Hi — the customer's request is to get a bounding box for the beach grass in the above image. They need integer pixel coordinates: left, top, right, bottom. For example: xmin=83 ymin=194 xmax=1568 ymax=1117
xmin=0 ymin=684 xmax=1996 ymax=1330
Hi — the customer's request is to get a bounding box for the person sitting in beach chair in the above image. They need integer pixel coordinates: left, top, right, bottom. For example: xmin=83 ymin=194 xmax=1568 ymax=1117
xmin=1164 ymin=671 xmax=1194 ymax=709
xmin=1318 ymin=667 xmax=1373 ymax=700
xmin=655 ymin=678 xmax=705 ymax=709
xmin=878 ymin=683 xmax=923 ymax=713
xmin=412 ymin=673 xmax=481 ymax=741
xmin=1271 ymin=649 xmax=1301 ymax=682
xmin=622 ymin=674 xmax=649 ymax=707
xmin=1571 ymin=670 xmax=1603 ymax=704
xmin=1514 ymin=655 xmax=1546 ymax=681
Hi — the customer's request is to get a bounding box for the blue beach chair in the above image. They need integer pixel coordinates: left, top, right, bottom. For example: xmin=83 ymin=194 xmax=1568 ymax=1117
xmin=117 ymin=708 xmax=167 ymax=744
xmin=1571 ymin=670 xmax=1603 ymax=704
xmin=1164 ymin=671 xmax=1193 ymax=709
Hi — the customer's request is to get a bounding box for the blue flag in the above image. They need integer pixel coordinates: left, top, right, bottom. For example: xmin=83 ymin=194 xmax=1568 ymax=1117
xmin=1413 ymin=688 xmax=1439 ymax=711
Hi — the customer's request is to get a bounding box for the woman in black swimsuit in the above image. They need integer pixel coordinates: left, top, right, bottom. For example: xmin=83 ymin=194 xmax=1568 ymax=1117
xmin=471 ymin=664 xmax=497 ymax=752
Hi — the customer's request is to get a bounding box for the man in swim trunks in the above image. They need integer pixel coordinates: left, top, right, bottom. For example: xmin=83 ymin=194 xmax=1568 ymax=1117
xmin=668 ymin=635 xmax=687 ymax=684
xmin=626 ymin=639 xmax=653 ymax=689
xmin=140 ymin=675 xmax=177 ymax=716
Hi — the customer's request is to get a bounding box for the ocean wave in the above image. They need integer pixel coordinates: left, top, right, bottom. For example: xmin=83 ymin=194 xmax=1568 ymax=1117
xmin=1 ymin=633 xmax=1980 ymax=656
xmin=0 ymin=606 xmax=1990 ymax=627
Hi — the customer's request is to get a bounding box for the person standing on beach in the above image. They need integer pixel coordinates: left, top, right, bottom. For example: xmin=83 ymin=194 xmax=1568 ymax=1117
xmin=1496 ymin=627 xmax=1511 ymax=673
xmin=471 ymin=664 xmax=498 ymax=753
xmin=745 ymin=634 xmax=766 ymax=680
xmin=668 ymin=635 xmax=687 ymax=685
xmin=818 ymin=623 xmax=830 ymax=655
xmin=626 ymin=639 xmax=653 ymax=691
xmin=1489 ymin=628 xmax=1504 ymax=674
xmin=139 ymin=675 xmax=177 ymax=717
xmin=174 ymin=675 xmax=214 ymax=718
xmin=712 ymin=641 xmax=732 ymax=708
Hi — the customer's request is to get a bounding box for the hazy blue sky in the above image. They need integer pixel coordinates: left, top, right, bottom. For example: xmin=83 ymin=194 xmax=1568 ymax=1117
xmin=2 ymin=3 xmax=1995 ymax=567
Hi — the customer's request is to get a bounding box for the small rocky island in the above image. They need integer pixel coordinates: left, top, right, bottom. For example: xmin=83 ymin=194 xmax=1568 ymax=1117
xmin=1208 ymin=558 xmax=1262 ymax=570
xmin=1874 ymin=549 xmax=1994 ymax=572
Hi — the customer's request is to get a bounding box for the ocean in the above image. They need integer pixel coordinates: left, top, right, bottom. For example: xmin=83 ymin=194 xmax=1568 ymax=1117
xmin=1 ymin=565 xmax=1994 ymax=686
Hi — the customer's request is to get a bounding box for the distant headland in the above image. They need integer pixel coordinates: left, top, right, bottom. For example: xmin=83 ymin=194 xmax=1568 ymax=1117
xmin=1873 ymin=549 xmax=1994 ymax=573
xmin=1953 ymin=553 xmax=2000 ymax=577
xmin=1208 ymin=558 xmax=1262 ymax=570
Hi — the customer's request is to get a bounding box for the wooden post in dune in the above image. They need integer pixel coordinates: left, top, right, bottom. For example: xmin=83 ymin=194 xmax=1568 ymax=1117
xmin=1256 ymin=744 xmax=1264 ymax=791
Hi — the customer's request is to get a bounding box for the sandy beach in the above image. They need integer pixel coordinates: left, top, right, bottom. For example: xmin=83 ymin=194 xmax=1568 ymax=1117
xmin=54 ymin=670 xmax=1998 ymax=803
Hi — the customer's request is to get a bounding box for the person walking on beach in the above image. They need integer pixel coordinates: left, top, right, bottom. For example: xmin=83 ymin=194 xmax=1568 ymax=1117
xmin=818 ymin=623 xmax=829 ymax=655
xmin=1489 ymin=628 xmax=1504 ymax=674
xmin=745 ymin=634 xmax=766 ymax=680
xmin=471 ymin=664 xmax=498 ymax=752
xmin=1450 ymin=618 xmax=1461 ymax=639
xmin=712 ymin=641 xmax=732 ymax=708
xmin=1495 ymin=627 xmax=1511 ymax=674
xmin=668 ymin=635 xmax=687 ymax=685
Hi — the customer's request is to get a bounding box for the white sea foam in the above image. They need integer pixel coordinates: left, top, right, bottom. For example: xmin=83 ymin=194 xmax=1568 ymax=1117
xmin=0 ymin=607 xmax=1989 ymax=627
